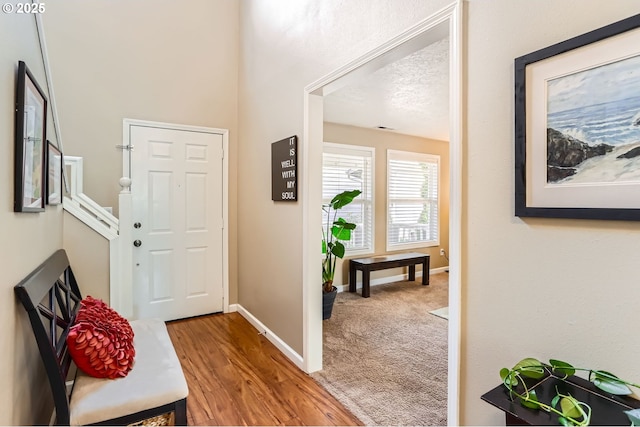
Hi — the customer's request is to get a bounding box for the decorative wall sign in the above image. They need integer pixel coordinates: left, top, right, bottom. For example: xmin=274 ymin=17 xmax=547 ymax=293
xmin=271 ymin=135 xmax=297 ymax=201
xmin=15 ymin=60 xmax=47 ymax=212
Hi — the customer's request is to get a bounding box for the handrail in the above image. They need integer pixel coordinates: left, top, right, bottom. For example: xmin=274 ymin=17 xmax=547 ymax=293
xmin=62 ymin=156 xmax=132 ymax=317
xmin=63 ymin=156 xmax=119 ymax=240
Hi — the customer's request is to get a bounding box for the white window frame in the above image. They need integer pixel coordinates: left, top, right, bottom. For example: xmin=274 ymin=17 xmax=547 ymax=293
xmin=386 ymin=149 xmax=440 ymax=252
xmin=322 ymin=142 xmax=375 ymax=256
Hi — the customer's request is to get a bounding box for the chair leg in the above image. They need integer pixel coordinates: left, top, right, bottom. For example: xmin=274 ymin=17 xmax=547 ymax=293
xmin=174 ymin=398 xmax=188 ymax=425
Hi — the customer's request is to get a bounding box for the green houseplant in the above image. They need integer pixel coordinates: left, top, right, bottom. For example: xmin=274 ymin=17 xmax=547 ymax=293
xmin=500 ymin=357 xmax=640 ymax=426
xmin=321 ymin=189 xmax=361 ymax=319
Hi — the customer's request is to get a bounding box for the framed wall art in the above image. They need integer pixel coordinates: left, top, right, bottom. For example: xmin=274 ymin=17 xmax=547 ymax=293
xmin=47 ymin=141 xmax=63 ymax=205
xmin=14 ymin=60 xmax=47 ymax=213
xmin=515 ymin=14 xmax=640 ymax=221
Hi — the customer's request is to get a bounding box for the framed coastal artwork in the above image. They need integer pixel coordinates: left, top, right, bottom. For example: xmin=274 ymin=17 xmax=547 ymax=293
xmin=14 ymin=61 xmax=47 ymax=213
xmin=515 ymin=14 xmax=640 ymax=221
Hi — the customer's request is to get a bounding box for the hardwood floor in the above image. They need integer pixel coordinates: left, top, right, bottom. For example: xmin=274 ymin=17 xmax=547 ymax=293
xmin=166 ymin=313 xmax=362 ymax=426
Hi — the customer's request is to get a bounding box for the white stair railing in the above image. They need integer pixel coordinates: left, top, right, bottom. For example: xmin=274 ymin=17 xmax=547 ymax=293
xmin=63 ymin=156 xmax=118 ymax=240
xmin=63 ymin=156 xmax=133 ymax=318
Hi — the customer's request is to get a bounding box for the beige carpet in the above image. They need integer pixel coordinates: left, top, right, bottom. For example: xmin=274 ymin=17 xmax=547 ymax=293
xmin=312 ymin=273 xmax=449 ymax=426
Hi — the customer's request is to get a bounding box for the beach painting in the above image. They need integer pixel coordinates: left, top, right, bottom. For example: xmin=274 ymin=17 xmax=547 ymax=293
xmin=546 ymin=53 xmax=640 ymax=185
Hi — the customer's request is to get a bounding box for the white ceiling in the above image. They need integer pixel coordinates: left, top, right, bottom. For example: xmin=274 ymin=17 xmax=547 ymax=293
xmin=323 ymin=37 xmax=450 ymax=141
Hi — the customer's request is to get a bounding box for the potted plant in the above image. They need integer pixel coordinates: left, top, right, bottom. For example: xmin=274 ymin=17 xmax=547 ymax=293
xmin=322 ymin=189 xmax=361 ymax=319
xmin=497 ymin=357 xmax=640 ymax=426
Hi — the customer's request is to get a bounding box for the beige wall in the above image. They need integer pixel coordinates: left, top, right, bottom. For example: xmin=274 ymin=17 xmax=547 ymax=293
xmin=1 ymin=8 xmax=63 ymax=425
xmin=240 ymin=0 xmax=640 ymax=423
xmin=238 ymin=0 xmax=452 ymax=357
xmin=463 ymin=1 xmax=640 ymax=424
xmin=41 ymin=0 xmax=240 ymax=305
xmin=323 ymin=122 xmax=450 ymax=287
xmin=63 ymin=213 xmax=111 ymax=302
xmin=3 ymin=3 xmax=240 ymax=422
xmin=7 ymin=2 xmax=640 ymax=425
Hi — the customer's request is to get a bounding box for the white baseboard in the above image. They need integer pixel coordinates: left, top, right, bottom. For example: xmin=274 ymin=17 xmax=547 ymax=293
xmin=336 ymin=267 xmax=449 ymax=293
xmin=236 ymin=305 xmax=304 ymax=370
xmin=228 ymin=267 xmax=448 ymax=369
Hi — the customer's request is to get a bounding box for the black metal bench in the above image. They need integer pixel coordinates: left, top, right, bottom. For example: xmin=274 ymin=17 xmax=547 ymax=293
xmin=14 ymin=249 xmax=188 ymax=425
xmin=349 ymin=252 xmax=430 ymax=297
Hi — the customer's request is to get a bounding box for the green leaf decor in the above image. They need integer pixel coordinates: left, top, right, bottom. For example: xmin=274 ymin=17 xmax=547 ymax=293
xmin=624 ymin=408 xmax=640 ymax=426
xmin=550 ymin=359 xmax=576 ymax=378
xmin=499 ymin=357 xmax=640 ymax=426
xmin=590 ymin=370 xmax=632 ymax=395
xmin=321 ymin=190 xmax=361 ymax=293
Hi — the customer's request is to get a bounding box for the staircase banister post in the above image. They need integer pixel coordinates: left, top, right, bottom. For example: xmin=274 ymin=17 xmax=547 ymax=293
xmin=114 ymin=177 xmax=134 ymax=319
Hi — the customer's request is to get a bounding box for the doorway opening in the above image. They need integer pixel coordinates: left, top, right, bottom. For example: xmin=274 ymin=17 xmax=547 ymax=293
xmin=301 ymin=2 xmax=462 ymax=424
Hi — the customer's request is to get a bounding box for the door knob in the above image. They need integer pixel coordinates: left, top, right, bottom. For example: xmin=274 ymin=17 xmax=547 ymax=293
xmin=134 ymin=222 xmax=142 ymax=229
xmin=133 ymin=240 xmax=142 ymax=247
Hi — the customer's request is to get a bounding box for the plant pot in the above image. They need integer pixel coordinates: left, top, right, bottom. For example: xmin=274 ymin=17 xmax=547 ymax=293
xmin=322 ymin=286 xmax=338 ymax=320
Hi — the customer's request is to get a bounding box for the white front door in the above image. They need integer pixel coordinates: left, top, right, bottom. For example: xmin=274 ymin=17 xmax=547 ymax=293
xmin=130 ymin=124 xmax=224 ymax=321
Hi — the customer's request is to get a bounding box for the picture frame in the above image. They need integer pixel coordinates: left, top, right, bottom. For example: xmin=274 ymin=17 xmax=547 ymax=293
xmin=14 ymin=60 xmax=47 ymax=213
xmin=47 ymin=141 xmax=63 ymax=205
xmin=515 ymin=14 xmax=640 ymax=221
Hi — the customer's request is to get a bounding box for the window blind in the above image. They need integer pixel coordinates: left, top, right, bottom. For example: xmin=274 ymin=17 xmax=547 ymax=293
xmin=387 ymin=149 xmax=439 ymax=250
xmin=322 ymin=143 xmax=374 ymax=254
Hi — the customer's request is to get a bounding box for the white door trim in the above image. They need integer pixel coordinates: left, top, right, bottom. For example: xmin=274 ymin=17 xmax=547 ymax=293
xmin=120 ymin=118 xmax=230 ymax=316
xmin=301 ymin=2 xmax=462 ymax=425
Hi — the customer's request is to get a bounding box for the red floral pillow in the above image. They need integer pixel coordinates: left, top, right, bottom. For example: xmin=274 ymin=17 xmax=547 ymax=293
xmin=67 ymin=296 xmax=136 ymax=379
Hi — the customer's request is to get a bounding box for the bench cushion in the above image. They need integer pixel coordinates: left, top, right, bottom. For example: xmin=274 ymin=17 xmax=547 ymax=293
xmin=70 ymin=318 xmax=188 ymax=426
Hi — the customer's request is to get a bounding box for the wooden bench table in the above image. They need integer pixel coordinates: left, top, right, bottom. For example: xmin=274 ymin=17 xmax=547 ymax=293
xmin=349 ymin=252 xmax=430 ymax=298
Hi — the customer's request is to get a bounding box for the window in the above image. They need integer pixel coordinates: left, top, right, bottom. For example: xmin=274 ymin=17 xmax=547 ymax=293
xmin=322 ymin=143 xmax=374 ymax=255
xmin=387 ymin=149 xmax=439 ymax=250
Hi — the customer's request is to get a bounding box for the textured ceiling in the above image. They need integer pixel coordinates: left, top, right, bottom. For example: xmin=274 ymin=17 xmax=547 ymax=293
xmin=324 ymin=37 xmax=450 ymax=141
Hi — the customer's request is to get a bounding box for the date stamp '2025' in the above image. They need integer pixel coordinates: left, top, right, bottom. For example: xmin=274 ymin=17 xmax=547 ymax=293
xmin=3 ymin=2 xmax=45 ymax=13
